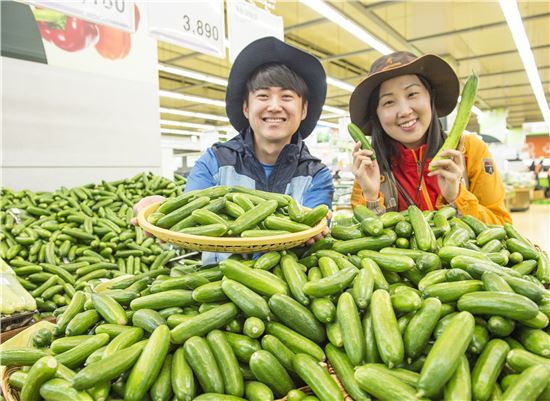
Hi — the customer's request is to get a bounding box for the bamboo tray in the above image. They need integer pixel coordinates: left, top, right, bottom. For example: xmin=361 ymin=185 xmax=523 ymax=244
xmin=137 ymin=202 xmax=327 ymax=253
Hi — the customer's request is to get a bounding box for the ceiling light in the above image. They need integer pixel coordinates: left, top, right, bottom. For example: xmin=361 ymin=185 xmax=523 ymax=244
xmin=499 ymin=0 xmax=550 ymax=127
xmin=159 ymin=90 xmax=226 ymax=107
xmin=326 ymin=76 xmax=354 ymax=92
xmin=158 ymin=63 xmax=228 ymax=86
xmin=322 ymin=105 xmax=348 ymax=115
xmin=160 ymin=119 xmax=216 ymax=130
xmin=160 ymin=129 xmax=203 ymax=136
xmin=300 ymin=0 xmax=394 ymax=55
xmin=159 ymin=107 xmax=229 ymax=122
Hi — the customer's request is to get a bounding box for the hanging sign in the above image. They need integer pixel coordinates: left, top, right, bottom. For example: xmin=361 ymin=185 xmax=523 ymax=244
xmin=24 ymin=0 xmax=135 ymax=32
xmin=147 ymin=1 xmax=225 ymax=59
xmin=227 ymin=0 xmax=284 ymax=63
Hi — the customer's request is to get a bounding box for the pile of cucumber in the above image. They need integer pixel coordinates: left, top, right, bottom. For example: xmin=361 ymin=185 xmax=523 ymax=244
xmin=0 ymin=172 xmax=186 ymax=319
xmin=1 ymin=202 xmax=549 ymax=401
xmin=148 ymin=186 xmax=328 ymax=238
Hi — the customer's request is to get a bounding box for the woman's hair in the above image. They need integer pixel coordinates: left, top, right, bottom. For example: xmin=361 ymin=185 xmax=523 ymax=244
xmin=245 ymin=63 xmax=309 ymax=102
xmin=367 ymin=74 xmax=447 ymax=176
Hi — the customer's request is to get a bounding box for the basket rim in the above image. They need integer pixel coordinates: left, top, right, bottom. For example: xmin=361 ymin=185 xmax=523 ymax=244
xmin=137 ymin=201 xmax=327 ymax=251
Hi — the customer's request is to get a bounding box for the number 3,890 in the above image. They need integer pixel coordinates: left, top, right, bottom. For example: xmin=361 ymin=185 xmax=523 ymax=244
xmin=183 ymin=15 xmax=219 ymax=41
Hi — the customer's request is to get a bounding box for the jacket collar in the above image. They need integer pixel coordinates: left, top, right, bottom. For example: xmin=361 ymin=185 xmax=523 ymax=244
xmin=392 ymin=141 xmax=429 ymax=166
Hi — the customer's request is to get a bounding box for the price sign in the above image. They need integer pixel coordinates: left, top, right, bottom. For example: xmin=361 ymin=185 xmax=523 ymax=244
xmin=227 ymin=0 xmax=284 ymax=63
xmin=25 ymin=0 xmax=135 ymax=32
xmin=147 ymin=1 xmax=225 ymax=59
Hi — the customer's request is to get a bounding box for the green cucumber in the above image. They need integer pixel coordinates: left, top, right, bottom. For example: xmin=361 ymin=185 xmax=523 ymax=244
xmin=207 ymin=330 xmax=244 ymax=397
xmin=266 ymin=322 xmax=325 ymax=362
xmin=404 ymin=297 xmax=442 ymax=360
xmin=325 ymin=344 xmax=370 ymax=401
xmin=354 ymin=363 xmax=417 ymax=401
xmin=171 ymin=346 xmax=196 ymax=401
xmin=269 ymin=294 xmax=325 ymax=343
xmin=221 ymin=279 xmax=271 ymax=320
xmin=184 ymin=336 xmax=224 ymax=394
xmin=336 ymin=292 xmax=365 ymax=366
xmin=457 ymin=291 xmax=539 ymax=320
xmin=20 ymin=356 xmax=58 ymax=401
xmin=292 ymin=353 xmax=344 ymax=401
xmin=471 ymin=339 xmax=510 ymax=401
xmin=171 ymin=303 xmax=238 ymax=344
xmin=249 ymin=350 xmax=295 ymax=397
xmin=370 ymin=289 xmax=403 ymax=368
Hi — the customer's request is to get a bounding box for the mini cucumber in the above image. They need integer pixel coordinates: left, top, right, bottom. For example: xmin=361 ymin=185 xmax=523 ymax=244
xmin=336 ymin=292 xmax=365 ymax=366
xmin=20 ymin=356 xmax=58 ymax=401
xmin=423 ymin=280 xmax=484 ymax=303
xmin=249 ymin=350 xmax=295 ymax=397
xmin=404 ymin=297 xmax=442 ymax=360
xmin=245 ymin=381 xmax=274 ymax=401
xmin=207 ymin=330 xmax=244 ymax=397
xmin=354 ymin=363 xmax=417 ymax=401
xmin=266 ymin=322 xmax=325 ymax=362
xmin=292 ymin=353 xmax=344 ymax=401
xmin=171 ymin=303 xmax=238 ymax=344
xmin=357 ymin=249 xmax=415 ymax=272
xmin=55 ymin=334 xmax=110 ymax=369
xmin=254 ymin=251 xmax=281 ymax=270
xmin=370 ymin=289 xmax=403 ymax=368
xmin=221 ymin=279 xmax=271 ymax=320
xmin=184 ymin=336 xmax=224 ymax=394
xmin=268 ymin=294 xmax=325 ymax=343
xmin=444 ymin=354 xmax=471 ymax=401
xmin=471 ymin=339 xmax=510 ymax=401
xmin=91 ymin=293 xmax=127 ymax=325
xmin=325 ymin=344 xmax=370 ymax=401
xmin=260 ymin=334 xmax=296 ymax=373
xmin=457 ymin=291 xmax=539 ymax=320
xmin=500 ymin=365 xmax=550 ymax=401
xmin=280 ymin=255 xmax=309 ymax=305
xmin=220 ymin=259 xmax=288 ymax=297
xmin=351 ymin=268 xmax=374 ymax=310
xmin=417 ymin=311 xmax=475 ymax=398
xmin=302 ymin=267 xmax=358 ymax=298
xmin=171 ymin=346 xmax=196 ymax=401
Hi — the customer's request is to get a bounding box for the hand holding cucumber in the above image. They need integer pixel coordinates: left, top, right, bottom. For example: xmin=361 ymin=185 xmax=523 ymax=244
xmin=351 ymin=142 xmax=381 ymax=201
xmin=428 ymin=148 xmax=466 ymax=204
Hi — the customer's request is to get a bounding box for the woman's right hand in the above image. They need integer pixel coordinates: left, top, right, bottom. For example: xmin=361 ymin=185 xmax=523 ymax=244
xmin=351 ymin=142 xmax=381 ymax=201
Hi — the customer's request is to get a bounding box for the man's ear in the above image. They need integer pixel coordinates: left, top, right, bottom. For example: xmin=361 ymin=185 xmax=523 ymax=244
xmin=301 ymin=100 xmax=308 ymax=121
xmin=243 ymin=99 xmax=249 ymax=119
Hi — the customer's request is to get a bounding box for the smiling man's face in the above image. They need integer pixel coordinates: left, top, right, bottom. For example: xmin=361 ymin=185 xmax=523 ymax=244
xmin=243 ymin=86 xmax=308 ymax=147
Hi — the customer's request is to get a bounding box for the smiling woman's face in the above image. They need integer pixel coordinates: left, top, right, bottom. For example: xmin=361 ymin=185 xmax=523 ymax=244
xmin=376 ymin=74 xmax=432 ymax=149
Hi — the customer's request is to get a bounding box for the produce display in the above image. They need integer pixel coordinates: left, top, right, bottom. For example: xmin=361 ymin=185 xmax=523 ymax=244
xmin=1 ymin=195 xmax=549 ymax=401
xmin=0 ymin=172 xmax=186 ymax=321
xmin=146 ymin=186 xmax=329 ymax=238
xmin=0 ymin=259 xmax=36 ymax=315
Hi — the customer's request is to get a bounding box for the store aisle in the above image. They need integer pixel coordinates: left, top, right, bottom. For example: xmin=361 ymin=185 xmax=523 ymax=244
xmin=510 ymin=204 xmax=550 ymax=253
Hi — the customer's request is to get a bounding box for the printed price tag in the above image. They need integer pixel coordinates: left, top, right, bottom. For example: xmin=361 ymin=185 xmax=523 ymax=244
xmin=147 ymin=1 xmax=225 ymax=59
xmin=25 ymin=0 xmax=135 ymax=31
xmin=227 ymin=0 xmax=283 ymax=63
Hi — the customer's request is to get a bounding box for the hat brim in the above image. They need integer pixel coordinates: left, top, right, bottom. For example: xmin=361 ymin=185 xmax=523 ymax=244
xmin=225 ymin=37 xmax=327 ymax=138
xmin=349 ymin=54 xmax=459 ymax=134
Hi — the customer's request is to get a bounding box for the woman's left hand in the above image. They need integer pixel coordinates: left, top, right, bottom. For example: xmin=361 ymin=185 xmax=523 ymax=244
xmin=428 ymin=149 xmax=465 ymax=204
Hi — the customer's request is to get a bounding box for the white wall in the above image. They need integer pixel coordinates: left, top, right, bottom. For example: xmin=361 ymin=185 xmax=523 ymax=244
xmin=1 ymin=56 xmax=161 ymax=191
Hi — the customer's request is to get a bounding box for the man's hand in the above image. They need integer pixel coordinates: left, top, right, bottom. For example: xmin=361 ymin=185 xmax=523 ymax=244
xmin=305 ymin=210 xmax=332 ymax=246
xmin=130 ymin=195 xmax=165 ymax=226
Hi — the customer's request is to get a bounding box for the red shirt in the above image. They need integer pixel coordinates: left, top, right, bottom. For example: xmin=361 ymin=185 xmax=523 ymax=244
xmin=391 ymin=143 xmax=440 ymax=211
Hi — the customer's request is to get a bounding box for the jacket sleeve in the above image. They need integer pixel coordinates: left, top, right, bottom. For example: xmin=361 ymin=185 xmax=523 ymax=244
xmin=184 ymin=148 xmax=219 ymax=192
xmin=302 ymin=167 xmax=335 ymax=209
xmin=439 ymin=135 xmax=512 ymax=225
xmin=351 ymin=180 xmax=385 ymax=211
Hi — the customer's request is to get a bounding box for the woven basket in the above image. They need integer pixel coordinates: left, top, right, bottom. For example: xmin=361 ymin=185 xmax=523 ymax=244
xmin=138 ymin=202 xmax=327 ymax=253
xmin=1 ymin=367 xmax=20 ymax=401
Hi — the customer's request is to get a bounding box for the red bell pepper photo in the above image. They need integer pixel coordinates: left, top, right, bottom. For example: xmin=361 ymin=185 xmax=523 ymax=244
xmin=95 ymin=5 xmax=140 ymax=60
xmin=33 ymin=8 xmax=98 ymax=52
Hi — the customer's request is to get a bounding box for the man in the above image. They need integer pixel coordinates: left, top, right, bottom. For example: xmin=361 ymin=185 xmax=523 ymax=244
xmin=186 ymin=36 xmax=333 ymax=214
xmin=135 ymin=37 xmax=333 ymax=262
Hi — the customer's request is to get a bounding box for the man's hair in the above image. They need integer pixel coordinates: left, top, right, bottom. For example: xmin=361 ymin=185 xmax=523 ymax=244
xmin=245 ymin=63 xmax=309 ymax=101
xmin=368 ymin=74 xmax=446 ymax=177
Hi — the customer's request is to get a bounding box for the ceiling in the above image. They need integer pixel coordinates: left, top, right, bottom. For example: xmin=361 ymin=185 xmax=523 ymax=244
xmin=157 ymin=0 xmax=550 ymax=136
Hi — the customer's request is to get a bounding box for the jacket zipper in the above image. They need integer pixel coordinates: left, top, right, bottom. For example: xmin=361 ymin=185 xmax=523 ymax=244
xmin=411 ymin=147 xmax=435 ymax=210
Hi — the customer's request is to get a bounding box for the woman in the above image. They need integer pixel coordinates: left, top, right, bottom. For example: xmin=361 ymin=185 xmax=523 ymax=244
xmin=348 ymin=51 xmax=511 ymax=225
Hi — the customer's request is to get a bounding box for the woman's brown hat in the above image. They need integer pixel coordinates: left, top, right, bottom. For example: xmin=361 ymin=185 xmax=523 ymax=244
xmin=349 ymin=51 xmax=459 ymax=133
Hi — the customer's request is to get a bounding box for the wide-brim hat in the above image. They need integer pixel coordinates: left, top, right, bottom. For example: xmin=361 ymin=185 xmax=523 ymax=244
xmin=349 ymin=52 xmax=459 ymax=134
xmin=225 ymin=36 xmax=327 ymax=138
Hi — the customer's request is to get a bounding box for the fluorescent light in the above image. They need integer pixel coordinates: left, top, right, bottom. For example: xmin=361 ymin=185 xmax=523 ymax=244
xmin=159 ymin=107 xmax=229 ymax=122
xmin=158 ymin=63 xmax=228 ymax=87
xmin=158 ymin=64 xmax=354 ymax=92
xmin=322 ymin=105 xmax=348 ymax=115
xmin=499 ymin=0 xmax=550 ymax=127
xmin=317 ymin=120 xmax=339 ymax=128
xmin=160 ymin=129 xmax=203 ymax=136
xmin=160 ymin=119 xmax=216 ymax=130
xmin=472 ymin=106 xmax=482 ymax=117
xmin=326 ymin=76 xmax=354 ymax=92
xmin=300 ymin=0 xmax=393 ymax=55
xmin=159 ymin=90 xmax=225 ymax=108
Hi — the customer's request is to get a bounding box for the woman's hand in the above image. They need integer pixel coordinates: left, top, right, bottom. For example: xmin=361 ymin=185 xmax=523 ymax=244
xmin=428 ymin=149 xmax=465 ymax=203
xmin=351 ymin=142 xmax=381 ymax=201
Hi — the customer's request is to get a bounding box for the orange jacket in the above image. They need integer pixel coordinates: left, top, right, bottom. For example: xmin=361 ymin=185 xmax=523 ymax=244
xmin=351 ymin=134 xmax=512 ymax=225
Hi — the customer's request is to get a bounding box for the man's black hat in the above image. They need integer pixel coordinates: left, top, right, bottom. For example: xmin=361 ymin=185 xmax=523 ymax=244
xmin=225 ymin=36 xmax=327 ymax=138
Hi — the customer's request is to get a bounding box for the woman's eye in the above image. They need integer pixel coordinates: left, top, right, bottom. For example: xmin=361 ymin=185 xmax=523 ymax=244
xmin=409 ymin=92 xmax=419 ymax=97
